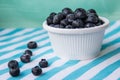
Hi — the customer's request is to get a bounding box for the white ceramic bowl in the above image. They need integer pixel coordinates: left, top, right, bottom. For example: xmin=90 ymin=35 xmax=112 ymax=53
xmin=43 ymin=17 xmax=109 ymax=60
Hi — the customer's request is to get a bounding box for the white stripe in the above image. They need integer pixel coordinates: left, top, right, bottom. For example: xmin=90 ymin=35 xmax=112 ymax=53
xmin=0 ymin=33 xmax=48 ymax=52
xmin=0 ymin=49 xmax=54 ymax=80
xmin=0 ymin=50 xmax=23 ymax=60
xmin=22 ymin=58 xmax=69 ymax=80
xmin=0 ymin=29 xmax=45 ymax=46
xmin=0 ymin=39 xmax=50 ymax=70
xmin=103 ymin=32 xmax=120 ymax=44
xmin=0 ymin=29 xmax=15 ymax=36
xmin=49 ymin=43 xmax=120 ymax=80
xmin=0 ymin=39 xmax=50 ymax=61
xmin=0 ymin=28 xmax=35 ymax=41
xmin=100 ymin=43 xmax=120 ymax=56
xmin=104 ymin=68 xmax=120 ymax=80
xmin=76 ymin=53 xmax=120 ymax=80
xmin=49 ymin=59 xmax=91 ymax=80
xmin=105 ymin=21 xmax=120 ymax=35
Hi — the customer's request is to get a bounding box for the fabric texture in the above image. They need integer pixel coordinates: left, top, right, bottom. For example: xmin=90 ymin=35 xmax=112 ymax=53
xmin=0 ymin=21 xmax=120 ymax=80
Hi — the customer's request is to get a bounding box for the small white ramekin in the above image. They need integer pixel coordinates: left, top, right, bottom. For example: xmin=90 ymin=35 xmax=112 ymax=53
xmin=43 ymin=17 xmax=109 ymax=60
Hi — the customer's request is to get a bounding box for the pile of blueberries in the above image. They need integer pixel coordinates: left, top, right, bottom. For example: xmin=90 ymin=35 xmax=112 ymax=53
xmin=8 ymin=41 xmax=48 ymax=77
xmin=47 ymin=8 xmax=104 ymax=29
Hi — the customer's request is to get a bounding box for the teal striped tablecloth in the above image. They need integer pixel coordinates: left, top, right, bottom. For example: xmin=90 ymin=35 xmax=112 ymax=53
xmin=0 ymin=21 xmax=120 ymax=80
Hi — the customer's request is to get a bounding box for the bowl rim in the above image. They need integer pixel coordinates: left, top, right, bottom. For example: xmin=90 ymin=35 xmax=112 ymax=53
xmin=43 ymin=16 xmax=109 ymax=34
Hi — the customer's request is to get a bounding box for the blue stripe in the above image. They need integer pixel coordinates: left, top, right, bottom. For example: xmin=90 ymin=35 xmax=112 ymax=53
xmin=0 ymin=28 xmax=5 ymax=33
xmin=104 ymin=25 xmax=120 ymax=39
xmin=0 ymin=48 xmax=53 ymax=75
xmin=0 ymin=28 xmax=41 ymax=42
xmin=0 ymin=68 xmax=9 ymax=75
xmin=15 ymin=37 xmax=49 ymax=49
xmin=109 ymin=21 xmax=116 ymax=27
xmin=0 ymin=28 xmax=24 ymax=36
xmin=35 ymin=60 xmax=79 ymax=80
xmin=0 ymin=35 xmax=49 ymax=57
xmin=118 ymin=78 xmax=120 ymax=80
xmin=63 ymin=48 xmax=120 ymax=80
xmin=7 ymin=57 xmax=60 ymax=80
xmin=0 ymin=42 xmax=51 ymax=65
xmin=0 ymin=53 xmax=22 ymax=65
xmin=101 ymin=37 xmax=120 ymax=50
xmin=0 ymin=31 xmax=47 ymax=49
xmin=91 ymin=60 xmax=120 ymax=80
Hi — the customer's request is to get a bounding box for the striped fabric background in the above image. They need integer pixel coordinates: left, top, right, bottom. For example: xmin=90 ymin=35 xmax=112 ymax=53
xmin=0 ymin=21 xmax=120 ymax=80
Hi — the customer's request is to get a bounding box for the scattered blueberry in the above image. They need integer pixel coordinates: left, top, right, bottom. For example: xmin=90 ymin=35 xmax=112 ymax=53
xmin=27 ymin=41 xmax=37 ymax=49
xmin=39 ymin=59 xmax=48 ymax=68
xmin=9 ymin=67 xmax=20 ymax=77
xmin=20 ymin=54 xmax=31 ymax=63
xmin=24 ymin=50 xmax=32 ymax=56
xmin=32 ymin=66 xmax=42 ymax=76
xmin=8 ymin=60 xmax=19 ymax=69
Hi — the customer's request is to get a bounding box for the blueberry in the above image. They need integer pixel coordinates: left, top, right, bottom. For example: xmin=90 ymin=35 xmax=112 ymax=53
xmin=65 ymin=25 xmax=73 ymax=29
xmin=96 ymin=19 xmax=104 ymax=26
xmin=66 ymin=14 xmax=76 ymax=20
xmin=9 ymin=67 xmax=20 ymax=77
xmin=8 ymin=60 xmax=19 ymax=69
xmin=32 ymin=66 xmax=42 ymax=76
xmin=39 ymin=59 xmax=48 ymax=68
xmin=72 ymin=19 xmax=84 ymax=28
xmin=87 ymin=13 xmax=98 ymax=18
xmin=54 ymin=24 xmax=60 ymax=28
xmin=66 ymin=14 xmax=76 ymax=23
xmin=49 ymin=24 xmax=55 ymax=27
xmin=49 ymin=12 xmax=57 ymax=18
xmin=53 ymin=24 xmax=65 ymax=28
xmin=58 ymin=12 xmax=66 ymax=20
xmin=53 ymin=14 xmax=61 ymax=24
xmin=20 ymin=54 xmax=31 ymax=63
xmin=74 ymin=11 xmax=87 ymax=19
xmin=62 ymin=8 xmax=73 ymax=16
xmin=86 ymin=16 xmax=99 ymax=23
xmin=24 ymin=50 xmax=32 ymax=56
xmin=46 ymin=17 xmax=53 ymax=25
xmin=59 ymin=25 xmax=65 ymax=28
xmin=87 ymin=9 xmax=96 ymax=13
xmin=85 ymin=23 xmax=96 ymax=28
xmin=60 ymin=19 xmax=69 ymax=26
xmin=27 ymin=41 xmax=37 ymax=49
xmin=74 ymin=8 xmax=86 ymax=13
